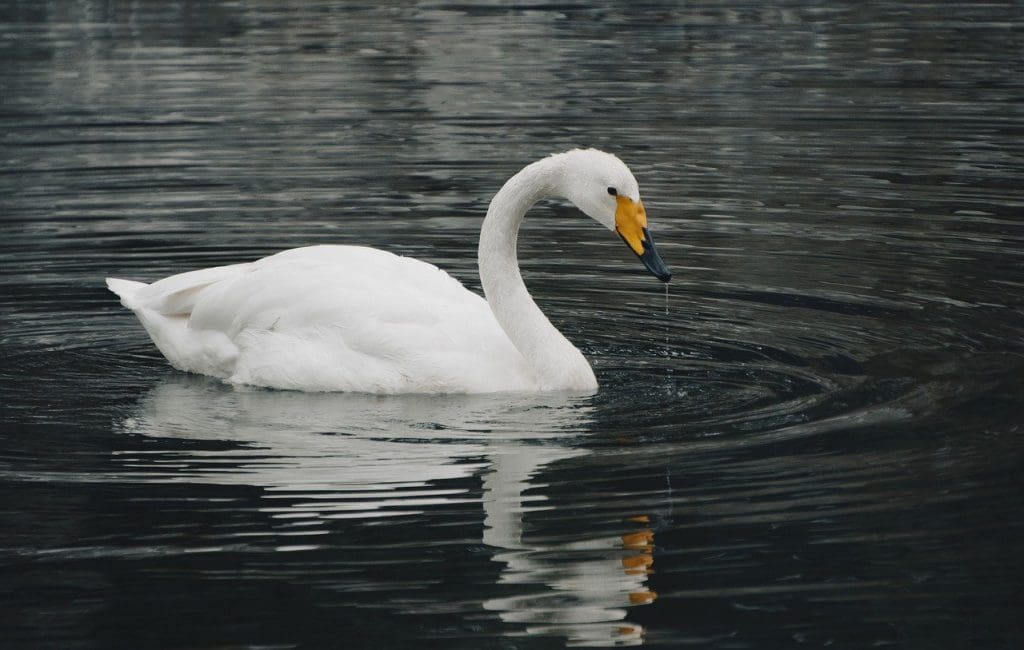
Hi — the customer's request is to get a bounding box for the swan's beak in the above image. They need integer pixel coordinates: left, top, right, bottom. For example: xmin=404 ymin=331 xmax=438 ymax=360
xmin=615 ymin=196 xmax=672 ymax=283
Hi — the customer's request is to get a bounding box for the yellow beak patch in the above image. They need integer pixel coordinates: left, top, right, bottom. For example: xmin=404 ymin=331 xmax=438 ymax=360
xmin=615 ymin=195 xmax=648 ymax=255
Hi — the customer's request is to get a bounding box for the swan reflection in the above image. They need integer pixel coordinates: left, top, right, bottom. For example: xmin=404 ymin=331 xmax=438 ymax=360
xmin=117 ymin=376 xmax=656 ymax=645
xmin=483 ymin=447 xmax=657 ymax=647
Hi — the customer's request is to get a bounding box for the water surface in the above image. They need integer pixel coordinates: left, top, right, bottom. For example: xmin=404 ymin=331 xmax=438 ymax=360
xmin=2 ymin=1 xmax=1023 ymax=648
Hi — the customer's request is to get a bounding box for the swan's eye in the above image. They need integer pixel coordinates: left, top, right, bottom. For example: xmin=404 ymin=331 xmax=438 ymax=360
xmin=607 ymin=187 xmax=617 ymax=196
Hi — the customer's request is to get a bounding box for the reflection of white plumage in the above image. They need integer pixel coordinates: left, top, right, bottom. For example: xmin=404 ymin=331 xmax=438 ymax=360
xmin=107 ymin=149 xmax=669 ymax=393
xmin=119 ymin=377 xmax=654 ymax=645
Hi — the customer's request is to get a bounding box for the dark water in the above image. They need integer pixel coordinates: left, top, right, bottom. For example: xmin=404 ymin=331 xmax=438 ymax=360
xmin=2 ymin=1 xmax=1023 ymax=647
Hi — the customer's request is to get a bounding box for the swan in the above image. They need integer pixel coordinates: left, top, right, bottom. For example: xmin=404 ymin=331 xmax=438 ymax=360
xmin=106 ymin=149 xmax=671 ymax=394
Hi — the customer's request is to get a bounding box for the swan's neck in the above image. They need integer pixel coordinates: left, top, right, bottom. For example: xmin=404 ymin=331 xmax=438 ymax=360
xmin=478 ymin=156 xmax=596 ymax=391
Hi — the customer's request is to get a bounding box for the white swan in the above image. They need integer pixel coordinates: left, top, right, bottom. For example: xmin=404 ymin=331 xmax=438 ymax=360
xmin=106 ymin=149 xmax=671 ymax=394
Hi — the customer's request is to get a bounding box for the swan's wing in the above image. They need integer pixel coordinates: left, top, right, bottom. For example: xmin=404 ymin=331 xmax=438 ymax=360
xmin=185 ymin=245 xmax=527 ymax=392
xmin=186 ymin=245 xmax=471 ymax=335
xmin=113 ymin=262 xmax=253 ymax=314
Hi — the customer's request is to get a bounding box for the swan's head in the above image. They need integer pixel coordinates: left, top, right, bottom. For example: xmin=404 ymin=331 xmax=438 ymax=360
xmin=557 ymin=149 xmax=671 ymax=283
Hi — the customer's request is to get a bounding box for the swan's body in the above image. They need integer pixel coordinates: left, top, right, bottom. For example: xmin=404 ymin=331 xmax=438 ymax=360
xmin=108 ymin=245 xmax=553 ymax=393
xmin=107 ymin=149 xmax=670 ymax=394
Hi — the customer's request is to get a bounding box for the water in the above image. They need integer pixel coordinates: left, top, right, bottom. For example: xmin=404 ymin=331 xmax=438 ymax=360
xmin=2 ymin=1 xmax=1023 ymax=647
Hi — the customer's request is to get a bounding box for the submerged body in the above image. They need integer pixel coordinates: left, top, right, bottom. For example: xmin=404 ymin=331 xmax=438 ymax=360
xmin=107 ymin=149 xmax=670 ymax=394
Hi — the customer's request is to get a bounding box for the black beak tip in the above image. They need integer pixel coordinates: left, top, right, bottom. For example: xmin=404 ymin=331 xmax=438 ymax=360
xmin=620 ymin=227 xmax=671 ymax=283
xmin=643 ymin=258 xmax=671 ymax=283
xmin=638 ymin=228 xmax=671 ymax=283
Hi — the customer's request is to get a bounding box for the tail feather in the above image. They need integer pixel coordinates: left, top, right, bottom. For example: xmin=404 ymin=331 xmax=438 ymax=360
xmin=106 ymin=277 xmax=147 ymax=310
